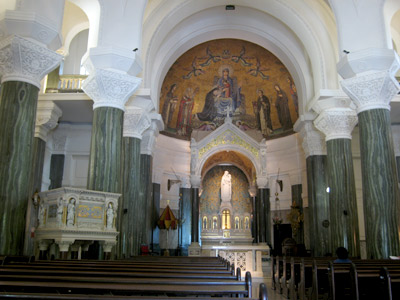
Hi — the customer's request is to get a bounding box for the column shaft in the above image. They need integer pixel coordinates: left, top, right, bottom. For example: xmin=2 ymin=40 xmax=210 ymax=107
xmin=24 ymin=137 xmax=46 ymax=255
xmin=179 ymin=187 xmax=192 ymax=255
xmin=191 ymin=188 xmax=199 ymax=243
xmin=306 ymin=155 xmax=330 ymax=256
xmin=119 ymin=137 xmax=142 ymax=257
xmin=358 ymin=109 xmax=400 ymax=258
xmin=0 ymin=81 xmax=38 ymax=255
xmin=263 ymin=188 xmax=271 ymax=245
xmin=49 ymin=154 xmax=65 ymax=189
xmin=87 ymin=107 xmax=123 ymax=193
xmin=140 ymin=154 xmax=153 ymax=245
xmin=257 ymin=189 xmax=267 ymax=243
xmin=327 ymin=139 xmax=360 ymax=257
xmin=152 ymin=183 xmax=161 ymax=253
xmin=291 ymin=184 xmax=304 ymax=245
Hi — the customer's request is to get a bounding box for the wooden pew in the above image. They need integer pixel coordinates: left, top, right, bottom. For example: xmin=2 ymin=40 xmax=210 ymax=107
xmin=380 ymin=267 xmax=400 ymax=300
xmin=288 ymin=257 xmax=302 ymax=300
xmin=0 ymin=272 xmax=253 ymax=298
xmin=281 ymin=256 xmax=292 ymax=298
xmin=0 ymin=283 xmax=267 ymax=300
xmin=328 ymin=262 xmax=353 ymax=300
xmin=298 ymin=258 xmax=313 ymax=300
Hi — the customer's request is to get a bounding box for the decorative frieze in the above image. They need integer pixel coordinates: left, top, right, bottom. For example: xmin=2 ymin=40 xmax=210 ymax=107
xmin=314 ymin=108 xmax=358 ymax=141
xmin=0 ymin=35 xmax=62 ymax=88
xmin=35 ymin=100 xmax=62 ymax=142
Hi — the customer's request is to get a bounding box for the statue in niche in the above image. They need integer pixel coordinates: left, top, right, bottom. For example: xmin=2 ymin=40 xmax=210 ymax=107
xmin=66 ymin=198 xmax=76 ymax=227
xmin=38 ymin=203 xmax=46 ymax=227
xmin=221 ymin=171 xmax=232 ymax=202
xmin=57 ymin=198 xmax=64 ymax=226
xmin=106 ymin=203 xmax=114 ymax=229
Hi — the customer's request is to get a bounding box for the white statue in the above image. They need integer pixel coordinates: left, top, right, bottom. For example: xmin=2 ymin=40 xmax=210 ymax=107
xmin=221 ymin=171 xmax=232 ymax=202
xmin=66 ymin=198 xmax=76 ymax=227
xmin=57 ymin=198 xmax=64 ymax=226
xmin=38 ymin=203 xmax=45 ymax=227
xmin=106 ymin=203 xmax=114 ymax=229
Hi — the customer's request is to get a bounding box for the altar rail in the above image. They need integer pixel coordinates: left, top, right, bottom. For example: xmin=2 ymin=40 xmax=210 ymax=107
xmin=201 ymin=244 xmax=270 ymax=278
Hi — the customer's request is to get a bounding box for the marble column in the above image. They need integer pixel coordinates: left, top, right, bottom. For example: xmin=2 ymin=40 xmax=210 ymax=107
xmin=296 ymin=121 xmax=330 ymax=256
xmin=290 ymin=173 xmax=304 ymax=245
xmin=392 ymin=125 xmax=400 ymax=183
xmin=256 ymin=177 xmax=269 ymax=245
xmin=0 ymin=36 xmax=62 ymax=255
xmin=152 ymin=180 xmax=161 ymax=254
xmin=188 ymin=175 xmax=201 ymax=256
xmin=339 ymin=50 xmax=400 ymax=258
xmin=140 ymin=116 xmax=163 ymax=247
xmin=24 ymin=101 xmax=62 ymax=255
xmin=49 ymin=154 xmax=65 ymax=190
xmin=248 ymin=185 xmax=258 ymax=242
xmin=179 ymin=178 xmax=192 ymax=256
xmin=314 ymin=104 xmax=360 ymax=257
xmin=119 ymin=107 xmax=151 ymax=258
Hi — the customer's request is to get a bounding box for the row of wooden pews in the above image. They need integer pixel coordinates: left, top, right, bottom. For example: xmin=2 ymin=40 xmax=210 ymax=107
xmin=272 ymin=255 xmax=400 ymax=300
xmin=0 ymin=255 xmax=268 ymax=299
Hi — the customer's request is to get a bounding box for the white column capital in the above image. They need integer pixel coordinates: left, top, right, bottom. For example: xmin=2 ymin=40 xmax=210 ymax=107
xmin=296 ymin=120 xmax=326 ymax=158
xmin=0 ymin=35 xmax=62 ymax=88
xmin=35 ymin=100 xmax=62 ymax=142
xmin=256 ymin=177 xmax=269 ymax=189
xmin=338 ymin=49 xmax=400 ymax=113
xmin=190 ymin=175 xmax=202 ymax=189
xmin=140 ymin=116 xmax=162 ymax=156
xmin=314 ymin=108 xmax=358 ymax=141
xmin=123 ymin=107 xmax=151 ymax=140
xmin=82 ymin=68 xmax=141 ymax=110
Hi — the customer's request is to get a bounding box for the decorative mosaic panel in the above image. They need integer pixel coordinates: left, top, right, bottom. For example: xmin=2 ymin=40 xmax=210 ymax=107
xmin=77 ymin=205 xmax=103 ymax=219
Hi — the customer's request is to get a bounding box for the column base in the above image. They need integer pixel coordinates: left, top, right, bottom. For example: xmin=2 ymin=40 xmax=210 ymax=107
xmin=188 ymin=242 xmax=201 ymax=256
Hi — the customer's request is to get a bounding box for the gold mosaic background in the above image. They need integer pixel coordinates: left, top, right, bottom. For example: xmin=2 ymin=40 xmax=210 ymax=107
xmin=160 ymin=39 xmax=298 ymax=140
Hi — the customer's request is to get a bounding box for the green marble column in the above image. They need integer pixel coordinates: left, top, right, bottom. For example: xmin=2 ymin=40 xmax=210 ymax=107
xmin=87 ymin=107 xmax=123 ymax=193
xmin=24 ymin=137 xmax=47 ymax=255
xmin=358 ymin=109 xmax=400 ymax=258
xmin=119 ymin=137 xmax=142 ymax=258
xmin=179 ymin=187 xmax=192 ymax=255
xmin=257 ymin=189 xmax=267 ymax=244
xmin=49 ymin=154 xmax=65 ymax=190
xmin=0 ymin=81 xmax=39 ymax=255
xmin=191 ymin=188 xmax=199 ymax=243
xmin=263 ymin=188 xmax=271 ymax=245
xmin=306 ymin=155 xmax=331 ymax=256
xmin=152 ymin=183 xmax=161 ymax=254
xmin=291 ymin=184 xmax=304 ymax=245
xmin=327 ymin=139 xmax=360 ymax=257
xmin=140 ymin=154 xmax=153 ymax=246
xmin=396 ymin=157 xmax=400 ymax=183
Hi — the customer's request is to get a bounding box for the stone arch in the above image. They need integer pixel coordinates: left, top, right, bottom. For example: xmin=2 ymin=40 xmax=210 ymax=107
xmin=190 ymin=119 xmax=267 ymax=187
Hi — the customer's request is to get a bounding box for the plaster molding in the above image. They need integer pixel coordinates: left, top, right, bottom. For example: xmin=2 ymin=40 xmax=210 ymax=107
xmin=82 ymin=68 xmax=142 ymax=110
xmin=52 ymin=131 xmax=67 ymax=152
xmin=1 ymin=9 xmax=63 ymax=50
xmin=289 ymin=173 xmax=302 ymax=186
xmin=123 ymin=107 xmax=151 ymax=139
xmin=140 ymin=121 xmax=160 ymax=156
xmin=180 ymin=176 xmax=191 ymax=189
xmin=0 ymin=35 xmax=62 ymax=88
xmin=314 ymin=108 xmax=358 ymax=141
xmin=35 ymin=100 xmax=62 ymax=142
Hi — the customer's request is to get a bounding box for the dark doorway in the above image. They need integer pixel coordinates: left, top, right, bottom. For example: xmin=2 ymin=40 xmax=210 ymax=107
xmin=273 ymin=223 xmax=292 ymax=256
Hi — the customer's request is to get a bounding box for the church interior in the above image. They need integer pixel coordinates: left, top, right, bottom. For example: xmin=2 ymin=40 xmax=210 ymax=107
xmin=1 ymin=0 xmax=400 ymax=298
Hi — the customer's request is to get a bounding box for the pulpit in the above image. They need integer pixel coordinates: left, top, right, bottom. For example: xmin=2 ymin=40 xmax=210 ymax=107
xmin=35 ymin=187 xmax=120 ymax=259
